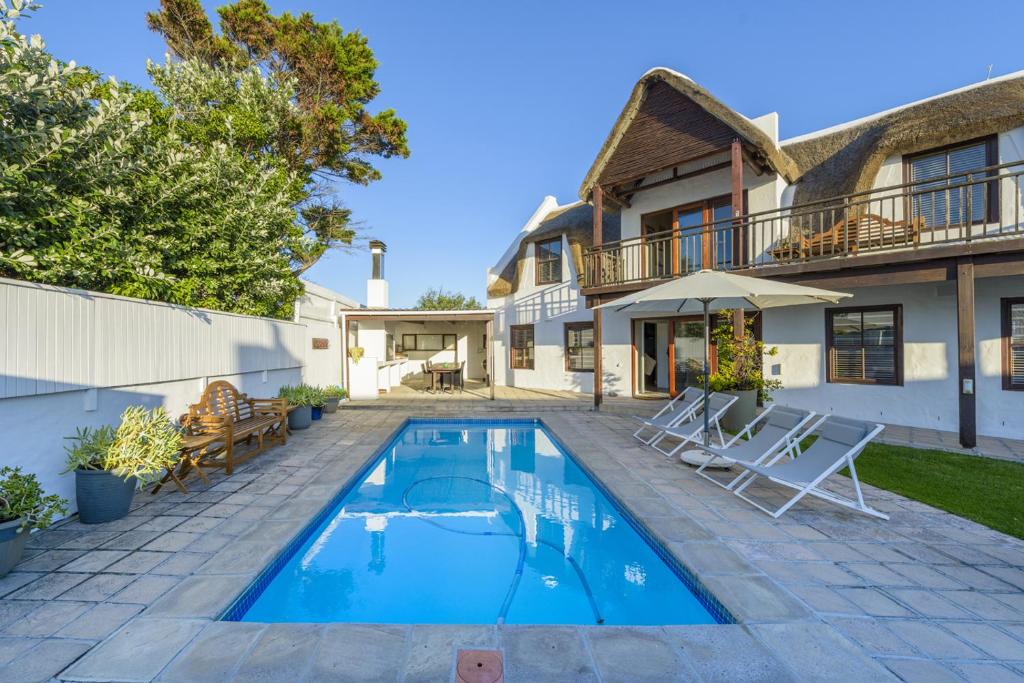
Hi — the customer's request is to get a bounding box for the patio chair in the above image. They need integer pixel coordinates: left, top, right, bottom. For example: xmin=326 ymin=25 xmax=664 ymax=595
xmin=632 ymin=386 xmax=705 ymax=445
xmin=695 ymin=405 xmax=822 ymax=490
xmin=650 ymin=392 xmax=737 ymax=458
xmin=731 ymin=415 xmax=887 ymax=519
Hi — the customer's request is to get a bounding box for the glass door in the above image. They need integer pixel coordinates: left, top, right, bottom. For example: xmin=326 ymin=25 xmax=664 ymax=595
xmin=670 ymin=318 xmax=707 ymax=396
xmin=675 ymin=205 xmax=704 ymax=274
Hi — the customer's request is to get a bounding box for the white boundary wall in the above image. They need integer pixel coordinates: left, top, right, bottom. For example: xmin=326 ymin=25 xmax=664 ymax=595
xmin=0 ymin=278 xmax=313 ymax=511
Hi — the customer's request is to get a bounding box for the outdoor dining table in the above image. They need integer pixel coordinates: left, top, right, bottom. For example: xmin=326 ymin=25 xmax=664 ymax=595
xmin=428 ymin=362 xmax=462 ymax=393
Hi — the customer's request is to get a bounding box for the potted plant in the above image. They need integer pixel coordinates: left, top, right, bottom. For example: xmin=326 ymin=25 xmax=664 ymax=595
xmin=309 ymin=386 xmax=327 ymax=421
xmin=64 ymin=406 xmax=182 ymax=524
xmin=279 ymin=385 xmax=313 ymax=430
xmin=323 ymin=385 xmax=347 ymax=413
xmin=0 ymin=467 xmax=67 ymax=577
xmin=706 ymin=312 xmax=782 ymax=433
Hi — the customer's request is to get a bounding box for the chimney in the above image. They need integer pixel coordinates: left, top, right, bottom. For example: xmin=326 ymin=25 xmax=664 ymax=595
xmin=367 ymin=240 xmax=388 ymax=308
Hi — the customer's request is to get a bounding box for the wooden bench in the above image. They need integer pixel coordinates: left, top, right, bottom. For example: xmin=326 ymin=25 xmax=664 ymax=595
xmin=771 ymin=213 xmax=924 ymax=260
xmin=181 ymin=380 xmax=288 ymax=475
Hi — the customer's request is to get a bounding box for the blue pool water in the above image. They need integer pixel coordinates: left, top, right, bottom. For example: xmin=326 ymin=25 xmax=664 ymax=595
xmin=230 ymin=419 xmax=727 ymax=625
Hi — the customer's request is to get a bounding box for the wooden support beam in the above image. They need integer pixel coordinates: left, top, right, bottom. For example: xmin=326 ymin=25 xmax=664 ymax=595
xmin=594 ymin=306 xmax=603 ymax=410
xmin=592 ymin=189 xmax=604 ymax=410
xmin=732 ymin=309 xmax=745 ymax=340
xmin=731 ymin=139 xmax=744 ymax=217
xmin=956 ymin=257 xmax=976 ymax=448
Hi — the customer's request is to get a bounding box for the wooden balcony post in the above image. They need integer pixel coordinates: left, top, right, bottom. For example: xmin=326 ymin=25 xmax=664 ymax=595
xmin=956 ymin=257 xmax=976 ymax=448
xmin=593 ymin=187 xmax=604 ymax=409
xmin=730 ymin=138 xmax=744 ymax=269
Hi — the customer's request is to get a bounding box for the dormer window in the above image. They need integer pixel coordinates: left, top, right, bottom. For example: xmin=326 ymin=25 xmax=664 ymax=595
xmin=906 ymin=137 xmax=998 ymax=228
xmin=536 ymin=237 xmax=563 ymax=285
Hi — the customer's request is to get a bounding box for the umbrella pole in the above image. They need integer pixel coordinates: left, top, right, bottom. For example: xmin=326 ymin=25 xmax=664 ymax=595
xmin=703 ymin=298 xmax=710 ymax=448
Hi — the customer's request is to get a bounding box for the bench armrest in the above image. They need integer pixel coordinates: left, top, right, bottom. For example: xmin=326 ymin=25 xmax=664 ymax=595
xmin=251 ymin=398 xmax=288 ymax=416
xmin=182 ymin=414 xmax=231 ymax=437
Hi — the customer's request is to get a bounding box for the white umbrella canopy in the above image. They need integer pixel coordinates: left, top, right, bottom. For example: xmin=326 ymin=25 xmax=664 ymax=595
xmin=595 ymin=269 xmax=851 ymax=314
xmin=595 ymin=269 xmax=851 ymax=449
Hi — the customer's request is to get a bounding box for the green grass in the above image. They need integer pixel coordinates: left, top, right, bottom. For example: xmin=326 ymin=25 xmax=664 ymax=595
xmin=841 ymin=443 xmax=1024 ymax=540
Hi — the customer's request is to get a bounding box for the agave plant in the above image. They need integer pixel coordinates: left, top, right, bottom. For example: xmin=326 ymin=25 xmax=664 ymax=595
xmin=324 ymin=385 xmax=347 ymax=399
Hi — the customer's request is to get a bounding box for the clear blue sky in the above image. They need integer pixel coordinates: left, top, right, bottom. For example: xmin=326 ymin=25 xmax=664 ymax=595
xmin=25 ymin=1 xmax=1024 ymax=307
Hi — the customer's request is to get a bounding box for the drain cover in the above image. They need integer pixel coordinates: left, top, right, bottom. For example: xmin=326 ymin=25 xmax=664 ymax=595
xmin=456 ymin=649 xmax=503 ymax=683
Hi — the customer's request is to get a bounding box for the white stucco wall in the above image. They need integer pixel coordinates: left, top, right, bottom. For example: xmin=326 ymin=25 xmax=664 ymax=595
xmin=296 ymin=280 xmax=359 ymax=388
xmin=764 ymin=276 xmax=1024 ymax=439
xmin=489 ymin=234 xmax=595 ymax=393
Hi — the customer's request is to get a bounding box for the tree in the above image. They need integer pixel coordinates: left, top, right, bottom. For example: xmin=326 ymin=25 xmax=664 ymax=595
xmin=147 ymin=0 xmax=410 ymax=274
xmin=0 ymin=4 xmax=307 ymax=317
xmin=416 ymin=288 xmax=484 ymax=311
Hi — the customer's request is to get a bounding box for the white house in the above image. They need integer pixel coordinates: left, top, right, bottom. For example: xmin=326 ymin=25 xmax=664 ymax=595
xmin=488 ymin=67 xmax=1024 ymax=447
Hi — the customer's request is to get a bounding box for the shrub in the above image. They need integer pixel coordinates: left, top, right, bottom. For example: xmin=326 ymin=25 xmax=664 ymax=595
xmin=705 ymin=311 xmax=782 ymax=402
xmin=0 ymin=467 xmax=68 ymax=532
xmin=64 ymin=406 xmax=182 ymax=480
xmin=324 ymin=385 xmax=347 ymax=399
xmin=278 ymin=383 xmax=325 ymax=407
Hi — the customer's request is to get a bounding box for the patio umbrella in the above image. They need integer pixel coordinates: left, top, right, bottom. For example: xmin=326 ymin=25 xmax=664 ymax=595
xmin=595 ymin=269 xmax=851 ymax=448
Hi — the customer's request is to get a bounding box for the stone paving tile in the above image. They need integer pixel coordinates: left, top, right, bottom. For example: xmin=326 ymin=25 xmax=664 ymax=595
xmin=228 ymin=623 xmax=322 ymax=683
xmin=8 ymin=571 xmax=90 ymax=600
xmin=826 ymin=617 xmax=920 ymax=657
xmin=311 ymin=624 xmax=407 ymax=683
xmin=59 ymin=549 xmax=131 ymax=573
xmin=403 ymin=624 xmax=496 ymax=683
xmin=663 ymin=624 xmax=796 ymax=682
xmin=63 ymin=617 xmax=206 ymax=682
xmin=750 ymin=622 xmax=896 ymax=681
xmin=0 ymin=637 xmax=93 ymax=683
xmin=832 ymin=587 xmax=917 ymax=617
xmin=0 ymin=634 xmax=42 ymax=666
xmin=500 ymin=626 xmax=598 ymax=683
xmin=880 ymin=657 xmax=965 ymax=682
xmin=109 ymin=574 xmax=182 ymax=605
xmin=940 ymin=622 xmax=1024 ymax=660
xmin=158 ymin=621 xmax=265 ymax=683
xmin=586 ymin=627 xmax=695 ymax=683
xmin=886 ymin=620 xmax=985 ymax=660
xmin=3 ymin=600 xmax=93 ymax=637
xmin=952 ymin=661 xmax=1024 ymax=682
xmin=56 ymin=602 xmax=143 ymax=640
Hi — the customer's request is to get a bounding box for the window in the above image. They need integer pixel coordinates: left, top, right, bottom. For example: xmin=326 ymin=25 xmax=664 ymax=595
xmin=1003 ymin=298 xmax=1024 ymax=391
xmin=510 ymin=325 xmax=534 ymax=369
xmin=564 ymin=322 xmax=594 ymax=372
xmin=826 ymin=305 xmax=902 ymax=385
xmin=401 ymin=334 xmax=455 ymax=351
xmin=535 ymin=237 xmax=562 ymax=285
xmin=907 ymin=137 xmax=998 ymax=228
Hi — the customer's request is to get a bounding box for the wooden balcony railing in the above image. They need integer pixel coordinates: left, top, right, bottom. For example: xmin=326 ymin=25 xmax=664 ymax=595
xmin=583 ymin=160 xmax=1024 ymax=289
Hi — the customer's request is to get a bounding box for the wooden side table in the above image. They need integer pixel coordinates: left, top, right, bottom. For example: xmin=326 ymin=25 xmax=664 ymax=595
xmin=151 ymin=432 xmax=225 ymax=494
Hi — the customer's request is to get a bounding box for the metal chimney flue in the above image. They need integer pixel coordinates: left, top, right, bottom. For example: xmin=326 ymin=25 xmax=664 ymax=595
xmin=367 ymin=240 xmax=388 ymax=308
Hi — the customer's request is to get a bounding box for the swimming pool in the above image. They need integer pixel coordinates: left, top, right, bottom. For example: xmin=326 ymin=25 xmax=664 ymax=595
xmin=226 ymin=419 xmax=730 ymax=625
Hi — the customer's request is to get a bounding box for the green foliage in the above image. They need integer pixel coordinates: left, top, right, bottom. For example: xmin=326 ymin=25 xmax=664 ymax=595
xmin=323 ymin=384 xmax=347 ymax=399
xmin=277 ymin=383 xmax=325 ymax=407
xmin=705 ymin=312 xmax=782 ymax=401
xmin=64 ymin=407 xmax=182 ymax=481
xmin=148 ymin=0 xmax=409 ymax=274
xmin=415 ymin=288 xmax=484 ymax=311
xmin=0 ymin=5 xmax=310 ymax=317
xmin=0 ymin=466 xmax=68 ymax=532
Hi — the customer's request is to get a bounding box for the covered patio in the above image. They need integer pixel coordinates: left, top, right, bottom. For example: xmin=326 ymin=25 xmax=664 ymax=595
xmin=341 ymin=308 xmax=496 ymax=400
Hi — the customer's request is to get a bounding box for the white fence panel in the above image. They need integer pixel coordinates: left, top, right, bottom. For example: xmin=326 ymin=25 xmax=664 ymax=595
xmin=0 ymin=277 xmax=305 ymax=399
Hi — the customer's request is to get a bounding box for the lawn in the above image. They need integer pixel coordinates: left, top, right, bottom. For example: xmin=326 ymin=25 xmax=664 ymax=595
xmin=842 ymin=443 xmax=1024 ymax=540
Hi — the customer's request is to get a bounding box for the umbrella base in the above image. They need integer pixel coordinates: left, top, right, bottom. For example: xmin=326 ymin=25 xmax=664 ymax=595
xmin=680 ymin=449 xmax=732 ymax=469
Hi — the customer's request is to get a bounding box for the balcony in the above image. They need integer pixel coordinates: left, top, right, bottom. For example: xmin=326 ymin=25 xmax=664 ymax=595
xmin=582 ymin=160 xmax=1024 ymax=290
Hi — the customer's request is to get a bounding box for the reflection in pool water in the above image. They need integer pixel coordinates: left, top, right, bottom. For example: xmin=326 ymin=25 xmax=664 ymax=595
xmin=237 ymin=421 xmax=721 ymax=625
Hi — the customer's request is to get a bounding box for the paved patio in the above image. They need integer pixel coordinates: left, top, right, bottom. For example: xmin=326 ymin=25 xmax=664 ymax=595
xmin=0 ymin=401 xmax=1020 ymax=681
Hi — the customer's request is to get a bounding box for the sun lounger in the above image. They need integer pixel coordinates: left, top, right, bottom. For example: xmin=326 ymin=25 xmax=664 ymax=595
xmin=695 ymin=406 xmax=822 ymax=490
xmin=732 ymin=415 xmax=887 ymax=519
xmin=632 ymin=386 xmax=705 ymax=445
xmin=650 ymin=392 xmax=737 ymax=458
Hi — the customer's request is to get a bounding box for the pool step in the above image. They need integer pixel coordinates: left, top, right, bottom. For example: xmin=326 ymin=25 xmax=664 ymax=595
xmin=456 ymin=649 xmax=503 ymax=683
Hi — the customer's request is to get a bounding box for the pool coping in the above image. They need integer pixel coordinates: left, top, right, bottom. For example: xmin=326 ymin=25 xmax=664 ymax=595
xmin=220 ymin=416 xmax=735 ymax=626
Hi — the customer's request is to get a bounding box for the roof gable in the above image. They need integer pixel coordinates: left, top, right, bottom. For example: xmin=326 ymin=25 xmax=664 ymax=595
xmin=579 ymin=68 xmax=798 ymax=200
xmin=598 ymin=80 xmax=738 ymax=188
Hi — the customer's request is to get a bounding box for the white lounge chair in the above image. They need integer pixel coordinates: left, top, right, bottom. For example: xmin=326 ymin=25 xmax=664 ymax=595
xmin=631 ymin=386 xmax=704 ymax=445
xmin=695 ymin=405 xmax=822 ymax=490
xmin=651 ymin=392 xmax=737 ymax=458
xmin=732 ymin=415 xmax=887 ymax=519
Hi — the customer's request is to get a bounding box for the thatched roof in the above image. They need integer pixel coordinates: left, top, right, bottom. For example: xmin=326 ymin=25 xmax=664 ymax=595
xmin=782 ymin=71 xmax=1024 ymax=205
xmin=578 ymin=68 xmax=799 ymax=200
xmin=487 ymin=202 xmax=620 ymax=299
